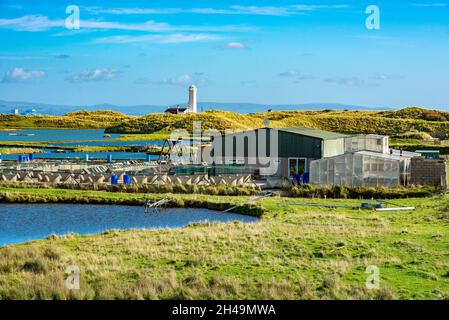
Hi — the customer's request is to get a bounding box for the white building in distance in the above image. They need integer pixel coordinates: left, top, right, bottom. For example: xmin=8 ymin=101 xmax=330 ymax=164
xmin=165 ymin=85 xmax=198 ymax=114
xmin=188 ymin=85 xmax=197 ymax=113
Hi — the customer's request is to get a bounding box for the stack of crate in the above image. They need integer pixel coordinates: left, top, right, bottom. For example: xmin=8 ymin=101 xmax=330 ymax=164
xmin=410 ymin=157 xmax=447 ymax=187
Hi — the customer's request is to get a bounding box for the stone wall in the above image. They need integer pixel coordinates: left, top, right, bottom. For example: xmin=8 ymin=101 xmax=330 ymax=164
xmin=410 ymin=157 xmax=447 ymax=187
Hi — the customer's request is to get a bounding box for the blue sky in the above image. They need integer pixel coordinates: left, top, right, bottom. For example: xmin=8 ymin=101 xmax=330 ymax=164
xmin=0 ymin=0 xmax=448 ymax=109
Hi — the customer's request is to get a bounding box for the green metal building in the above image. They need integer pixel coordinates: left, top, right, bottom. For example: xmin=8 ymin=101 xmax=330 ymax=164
xmin=211 ymin=127 xmax=349 ymax=180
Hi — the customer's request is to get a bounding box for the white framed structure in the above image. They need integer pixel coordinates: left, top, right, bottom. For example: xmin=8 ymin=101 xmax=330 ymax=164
xmin=345 ymin=134 xmax=389 ymax=154
xmin=310 ymin=151 xmax=413 ymax=187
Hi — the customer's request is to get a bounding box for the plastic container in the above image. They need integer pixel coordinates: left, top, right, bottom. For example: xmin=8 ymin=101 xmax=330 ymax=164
xmin=111 ymin=175 xmax=119 ymax=185
xmin=123 ymin=175 xmax=131 ymax=185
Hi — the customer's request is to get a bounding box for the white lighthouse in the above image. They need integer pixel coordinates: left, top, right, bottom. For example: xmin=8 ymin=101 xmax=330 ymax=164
xmin=188 ymin=84 xmax=197 ymax=113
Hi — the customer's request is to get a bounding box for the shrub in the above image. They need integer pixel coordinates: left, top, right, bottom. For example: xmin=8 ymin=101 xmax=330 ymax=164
xmin=22 ymin=260 xmax=46 ymax=274
xmin=285 ymin=184 xmax=439 ymax=199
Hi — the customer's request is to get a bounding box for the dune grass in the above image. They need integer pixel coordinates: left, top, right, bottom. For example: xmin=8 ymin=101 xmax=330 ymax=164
xmin=0 ymin=187 xmax=448 ymax=300
xmin=3 ymin=107 xmax=449 ymax=141
xmin=0 ymin=148 xmax=43 ymax=155
xmin=104 ymin=108 xmax=449 ymax=138
xmin=112 ymin=132 xmax=171 ymax=141
xmin=0 ymin=111 xmax=131 ymax=130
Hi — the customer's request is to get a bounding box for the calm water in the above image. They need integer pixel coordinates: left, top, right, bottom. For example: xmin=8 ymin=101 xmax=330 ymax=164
xmin=0 ymin=129 xmax=121 ymax=142
xmin=0 ymin=204 xmax=258 ymax=246
xmin=0 ymin=151 xmax=158 ymax=161
xmin=1 ymin=129 xmax=164 ymax=147
xmin=58 ymin=140 xmax=163 ymax=147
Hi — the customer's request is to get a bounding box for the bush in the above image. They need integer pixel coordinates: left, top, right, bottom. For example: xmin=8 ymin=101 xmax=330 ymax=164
xmin=22 ymin=260 xmax=46 ymax=274
xmin=285 ymin=184 xmax=440 ymax=199
xmin=395 ymin=130 xmax=433 ymax=140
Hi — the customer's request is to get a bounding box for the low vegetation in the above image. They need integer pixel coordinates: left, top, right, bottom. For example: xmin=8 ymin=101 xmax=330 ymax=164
xmin=103 ymin=107 xmax=449 ymax=139
xmin=0 ymin=182 xmax=440 ymax=199
xmin=390 ymin=139 xmax=449 ymax=154
xmin=285 ymin=184 xmax=442 ymax=199
xmin=380 ymin=107 xmax=449 ymax=122
xmin=2 ymin=107 xmax=449 ymax=141
xmin=0 ymin=148 xmax=43 ymax=155
xmin=0 ymin=110 xmax=131 ymax=130
xmin=112 ymin=132 xmax=172 ymax=141
xmin=0 ymin=182 xmax=262 ymax=197
xmin=0 ymin=186 xmax=448 ymax=299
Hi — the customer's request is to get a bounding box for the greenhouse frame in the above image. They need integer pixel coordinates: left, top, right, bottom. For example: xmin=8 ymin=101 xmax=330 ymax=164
xmin=310 ymin=151 xmax=412 ymax=187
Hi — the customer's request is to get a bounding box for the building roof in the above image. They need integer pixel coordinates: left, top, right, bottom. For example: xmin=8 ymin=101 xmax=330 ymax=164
xmin=415 ymin=150 xmax=440 ymax=153
xmin=355 ymin=150 xmax=414 ymax=161
xmin=279 ymin=126 xmax=349 ymax=140
xmin=164 ymin=105 xmax=190 ymax=114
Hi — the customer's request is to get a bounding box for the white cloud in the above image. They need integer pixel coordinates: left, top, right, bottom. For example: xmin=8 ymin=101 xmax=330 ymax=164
xmin=137 ymin=73 xmax=210 ymax=86
xmin=279 ymin=70 xmax=299 ymax=77
xmin=0 ymin=15 xmax=62 ymax=32
xmin=324 ymin=76 xmax=365 ymax=86
xmin=2 ymin=67 xmax=46 ymax=83
xmin=84 ymin=6 xmax=184 ymax=15
xmin=219 ymin=42 xmax=248 ymax=49
xmin=372 ymin=73 xmax=405 ymax=80
xmin=160 ymin=74 xmax=193 ymax=85
xmin=411 ymin=3 xmax=449 ymax=7
xmin=54 ymin=54 xmax=70 ymax=59
xmin=86 ymin=4 xmax=350 ymax=16
xmin=0 ymin=14 xmax=252 ymax=34
xmin=96 ymin=33 xmax=222 ymax=44
xmin=279 ymin=70 xmax=314 ymax=81
xmin=290 ymin=5 xmax=351 ymax=11
xmin=66 ymin=68 xmax=120 ymax=83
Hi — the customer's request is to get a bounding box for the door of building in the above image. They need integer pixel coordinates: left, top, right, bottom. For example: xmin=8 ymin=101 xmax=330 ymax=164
xmin=288 ymin=158 xmax=307 ymax=182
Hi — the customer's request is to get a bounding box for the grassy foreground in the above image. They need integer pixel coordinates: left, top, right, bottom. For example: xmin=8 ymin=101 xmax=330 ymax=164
xmin=0 ymin=187 xmax=449 ymax=299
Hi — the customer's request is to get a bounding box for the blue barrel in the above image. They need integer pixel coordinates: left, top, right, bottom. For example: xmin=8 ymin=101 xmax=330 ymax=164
xmin=84 ymin=154 xmax=89 ymax=162
xmin=111 ymin=175 xmax=118 ymax=185
xmin=361 ymin=203 xmax=371 ymax=209
xmin=123 ymin=175 xmax=131 ymax=185
xmin=293 ymin=174 xmax=300 ymax=185
xmin=146 ymin=154 xmax=151 ymax=162
xmin=18 ymin=155 xmax=23 ymax=162
xmin=107 ymin=154 xmax=113 ymax=163
xmin=302 ymin=172 xmax=310 ymax=184
xmin=29 ymin=153 xmax=34 ymax=161
xmin=375 ymin=203 xmax=383 ymax=209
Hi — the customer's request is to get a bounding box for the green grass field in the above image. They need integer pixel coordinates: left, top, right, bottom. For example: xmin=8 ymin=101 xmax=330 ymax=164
xmin=0 ymin=187 xmax=448 ymax=300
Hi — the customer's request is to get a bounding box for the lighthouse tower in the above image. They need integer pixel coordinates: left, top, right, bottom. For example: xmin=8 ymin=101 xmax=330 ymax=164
xmin=188 ymin=85 xmax=197 ymax=113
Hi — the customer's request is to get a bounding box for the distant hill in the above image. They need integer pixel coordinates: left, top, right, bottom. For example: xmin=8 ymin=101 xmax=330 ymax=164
xmin=0 ymin=99 xmax=389 ymax=116
xmin=1 ymin=107 xmax=449 ymax=139
xmin=105 ymin=108 xmax=449 ymax=138
xmin=0 ymin=100 xmax=164 ymax=116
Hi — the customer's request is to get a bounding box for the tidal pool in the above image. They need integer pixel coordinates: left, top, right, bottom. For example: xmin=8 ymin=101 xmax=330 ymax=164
xmin=0 ymin=204 xmax=258 ymax=246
